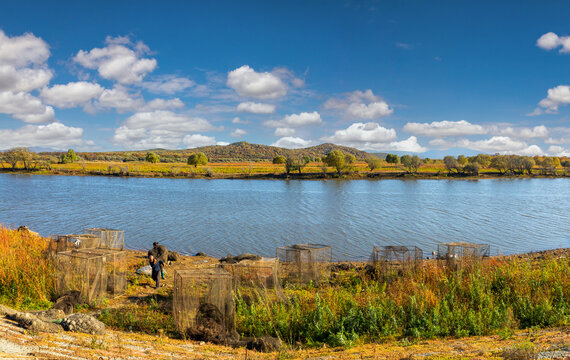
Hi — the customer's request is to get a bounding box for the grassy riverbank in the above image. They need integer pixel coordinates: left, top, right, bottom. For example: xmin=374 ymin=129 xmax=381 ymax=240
xmin=1 ymin=224 xmax=567 ymax=351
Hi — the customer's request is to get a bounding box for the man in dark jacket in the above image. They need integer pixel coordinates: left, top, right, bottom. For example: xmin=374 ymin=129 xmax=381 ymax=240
xmin=148 ymin=242 xmax=168 ymax=279
xmin=148 ymin=255 xmax=163 ymax=289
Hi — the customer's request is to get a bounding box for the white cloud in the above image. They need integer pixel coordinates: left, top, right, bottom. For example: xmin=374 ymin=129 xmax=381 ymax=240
xmin=324 ymin=89 xmax=393 ymax=120
xmin=492 ymin=125 xmax=549 ymax=139
xmin=536 ymin=32 xmax=570 ymax=53
xmin=74 ymin=36 xmax=157 ymax=84
xmin=40 ymin=81 xmax=104 ymax=108
xmin=320 ymin=122 xmax=425 ymax=152
xmin=536 ymin=85 xmax=570 ymax=113
xmin=141 ymin=75 xmax=195 ymax=94
xmin=0 ymin=91 xmax=54 ymax=123
xmin=182 ymin=134 xmax=227 ymax=148
xmin=92 ymin=85 xmax=144 ymax=113
xmin=403 ymin=120 xmax=486 ymax=137
xmin=0 ymin=30 xmax=50 ymax=67
xmin=0 ymin=65 xmax=52 ymax=92
xmin=112 ymin=110 xmax=218 ymax=149
xmin=140 ymin=98 xmax=184 ymax=112
xmin=274 ymin=127 xmax=295 ymax=136
xmin=230 ymin=128 xmax=247 ymax=137
xmin=227 ymin=65 xmax=287 ymax=99
xmin=0 ymin=122 xmax=85 ymax=150
xmin=264 ymin=111 xmax=322 ymax=128
xmin=547 ymin=145 xmax=570 ymax=157
xmin=236 ymin=101 xmax=276 ymax=114
xmin=232 ymin=117 xmax=248 ymax=124
xmin=270 ymin=136 xmax=314 ymax=149
xmin=431 ymin=136 xmax=544 ymax=156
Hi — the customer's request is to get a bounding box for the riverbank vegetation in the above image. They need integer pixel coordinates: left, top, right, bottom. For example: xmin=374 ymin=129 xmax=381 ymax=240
xmin=0 ymin=224 xmax=567 ymax=349
xmin=1 ymin=144 xmax=568 ymax=179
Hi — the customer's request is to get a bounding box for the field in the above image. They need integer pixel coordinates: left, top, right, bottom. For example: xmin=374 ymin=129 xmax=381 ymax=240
xmin=0 ymin=224 xmax=568 ymax=359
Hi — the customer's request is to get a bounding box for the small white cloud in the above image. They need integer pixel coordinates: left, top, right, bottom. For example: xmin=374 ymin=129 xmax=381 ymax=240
xmin=274 ymin=127 xmax=295 ymax=136
xmin=403 ymin=120 xmax=486 ymax=137
xmin=536 ymin=32 xmax=570 ymax=53
xmin=0 ymin=91 xmax=54 ymax=123
xmin=264 ymin=111 xmax=322 ymax=128
xmin=236 ymin=101 xmax=276 ymax=114
xmin=182 ymin=134 xmax=226 ymax=148
xmin=74 ymin=36 xmax=157 ymax=84
xmin=433 ymin=136 xmax=544 ymax=156
xmin=0 ymin=122 xmax=85 ymax=150
xmin=0 ymin=30 xmax=50 ymax=67
xmin=232 ymin=117 xmax=248 ymax=124
xmin=140 ymin=98 xmax=184 ymax=112
xmin=230 ymin=128 xmax=247 ymax=137
xmin=40 ymin=81 xmax=104 ymax=108
xmin=536 ymin=85 xmax=570 ymax=113
xmin=227 ymin=65 xmax=287 ymax=99
xmin=141 ymin=75 xmax=195 ymax=94
xmin=324 ymin=89 xmax=393 ymax=120
xmin=270 ymin=136 xmax=313 ymax=149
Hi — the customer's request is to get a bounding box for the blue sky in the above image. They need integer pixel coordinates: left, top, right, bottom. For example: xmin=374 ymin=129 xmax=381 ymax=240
xmin=0 ymin=0 xmax=569 ymax=157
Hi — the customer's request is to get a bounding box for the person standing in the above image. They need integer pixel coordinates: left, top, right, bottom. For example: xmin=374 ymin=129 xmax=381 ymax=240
xmin=148 ymin=242 xmax=168 ymax=279
xmin=148 ymin=255 xmax=163 ymax=289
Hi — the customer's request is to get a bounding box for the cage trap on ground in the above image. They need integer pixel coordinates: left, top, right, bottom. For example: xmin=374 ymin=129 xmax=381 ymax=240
xmin=55 ymin=248 xmax=127 ymax=304
xmin=84 ymin=228 xmax=125 ymax=250
xmin=220 ymin=257 xmax=281 ymax=298
xmin=49 ymin=234 xmax=102 ymax=254
xmin=371 ymin=245 xmax=423 ymax=280
xmin=437 ymin=242 xmax=490 ymax=269
xmin=173 ymin=267 xmax=236 ymax=343
xmin=276 ymin=243 xmax=332 ymax=284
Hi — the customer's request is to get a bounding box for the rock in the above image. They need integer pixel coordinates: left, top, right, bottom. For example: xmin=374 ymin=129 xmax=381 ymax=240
xmin=219 ymin=256 xmax=238 ymax=264
xmin=195 ymin=252 xmax=207 ymax=257
xmin=168 ymin=251 xmax=180 ymax=261
xmin=61 ymin=313 xmax=106 ymax=335
xmin=53 ymin=291 xmax=82 ymax=315
xmin=0 ymin=304 xmax=19 ymax=318
xmin=30 ymin=309 xmax=65 ymax=321
xmin=236 ymin=253 xmax=261 ymax=262
xmin=246 ymin=336 xmax=283 ymax=352
xmin=136 ymin=265 xmax=152 ymax=276
xmin=11 ymin=312 xmax=62 ymax=333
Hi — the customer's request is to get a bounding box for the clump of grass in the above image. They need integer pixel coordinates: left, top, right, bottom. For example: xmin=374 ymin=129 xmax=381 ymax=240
xmin=0 ymin=225 xmax=55 ymax=309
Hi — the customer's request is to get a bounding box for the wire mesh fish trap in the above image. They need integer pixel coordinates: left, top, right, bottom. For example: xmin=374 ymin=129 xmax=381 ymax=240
xmin=84 ymin=228 xmax=124 ymax=250
xmin=220 ymin=258 xmax=282 ymax=300
xmin=371 ymin=245 xmax=423 ymax=281
xmin=173 ymin=267 xmax=236 ymax=343
xmin=276 ymin=244 xmax=332 ymax=284
xmin=437 ymin=242 xmax=490 ymax=270
xmin=49 ymin=234 xmax=102 ymax=254
xmin=55 ymin=248 xmax=127 ymax=304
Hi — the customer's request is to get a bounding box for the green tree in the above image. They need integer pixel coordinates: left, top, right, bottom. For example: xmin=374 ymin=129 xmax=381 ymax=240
xmin=443 ymin=155 xmax=460 ymax=174
xmin=474 ymin=154 xmax=491 ymax=168
xmin=521 ymin=157 xmax=535 ymax=175
xmin=490 ymin=155 xmax=508 ymax=174
xmin=61 ymin=149 xmax=79 ymax=164
xmin=3 ymin=148 xmax=21 ymax=169
xmin=323 ymin=150 xmax=346 ymax=175
xmin=272 ymin=155 xmax=286 ymax=164
xmin=285 ymin=156 xmax=308 ymax=174
xmin=345 ymin=153 xmax=356 ymax=165
xmin=457 ymin=155 xmax=468 ymax=166
xmin=385 ymin=154 xmax=400 ymax=164
xmin=463 ymin=163 xmax=480 ymax=176
xmin=400 ymin=155 xmax=423 ymax=173
xmin=145 ymin=152 xmax=160 ymax=163
xmin=187 ymin=152 xmax=208 ymax=167
xmin=365 ymin=157 xmax=382 ymax=171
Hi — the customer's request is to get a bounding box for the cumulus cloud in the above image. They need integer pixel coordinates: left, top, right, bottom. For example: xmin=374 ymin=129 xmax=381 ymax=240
xmin=236 ymin=101 xmax=276 ymax=114
xmin=321 ymin=122 xmax=426 ymax=152
xmin=324 ymin=89 xmax=393 ymax=120
xmin=534 ymin=85 xmax=570 ymax=114
xmin=491 ymin=125 xmax=549 ymax=139
xmin=141 ymin=75 xmax=195 ymax=94
xmin=0 ymin=122 xmax=86 ymax=150
xmin=271 ymin=136 xmax=314 ymax=149
xmin=536 ymin=32 xmax=570 ymax=53
xmin=40 ymin=81 xmax=104 ymax=108
xmin=182 ymin=134 xmax=227 ymax=148
xmin=274 ymin=127 xmax=295 ymax=137
xmin=74 ymin=36 xmax=157 ymax=84
xmin=430 ymin=136 xmax=544 ymax=156
xmin=264 ymin=111 xmax=322 ymax=128
xmin=227 ymin=65 xmax=287 ymax=99
xmin=0 ymin=91 xmax=54 ymax=123
xmin=0 ymin=30 xmax=50 ymax=67
xmin=112 ymin=110 xmax=218 ymax=149
xmin=232 ymin=117 xmax=248 ymax=124
xmin=230 ymin=128 xmax=247 ymax=137
xmin=404 ymin=120 xmax=486 ymax=137
xmin=0 ymin=65 xmax=52 ymax=92
xmin=547 ymin=145 xmax=570 ymax=157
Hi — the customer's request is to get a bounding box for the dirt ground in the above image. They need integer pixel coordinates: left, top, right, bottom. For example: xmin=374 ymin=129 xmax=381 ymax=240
xmin=0 ymin=248 xmax=568 ymax=359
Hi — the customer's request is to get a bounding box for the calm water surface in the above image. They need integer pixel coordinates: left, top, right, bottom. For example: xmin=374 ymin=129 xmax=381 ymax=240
xmin=1 ymin=174 xmax=568 ymax=259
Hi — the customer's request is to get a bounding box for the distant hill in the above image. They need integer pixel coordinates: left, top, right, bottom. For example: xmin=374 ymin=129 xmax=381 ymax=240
xmin=68 ymin=142 xmax=373 ymax=163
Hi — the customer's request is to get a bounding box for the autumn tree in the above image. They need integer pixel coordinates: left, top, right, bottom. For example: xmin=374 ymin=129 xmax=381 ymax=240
xmin=145 ymin=152 xmax=160 ymax=163
xmin=385 ymin=154 xmax=400 ymax=164
xmin=60 ymin=149 xmax=79 ymax=164
xmin=490 ymin=155 xmax=508 ymax=174
xmin=285 ymin=156 xmax=309 ymax=174
xmin=443 ymin=156 xmax=460 ymax=174
xmin=187 ymin=152 xmax=208 ymax=167
xmin=323 ymin=150 xmax=346 ymax=175
xmin=401 ymin=155 xmax=422 ymax=173
xmin=272 ymin=155 xmax=286 ymax=164
xmin=366 ymin=157 xmax=382 ymax=171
